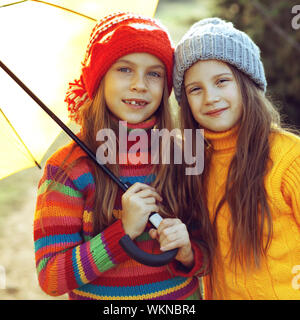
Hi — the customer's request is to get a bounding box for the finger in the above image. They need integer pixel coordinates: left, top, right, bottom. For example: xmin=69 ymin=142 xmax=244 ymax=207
xmin=124 ymin=183 xmax=161 ymax=201
xmin=157 ymin=218 xmax=182 ymax=234
xmin=148 ymin=228 xmax=158 ymax=240
xmin=160 ymin=229 xmax=178 ymax=247
xmin=136 ymin=188 xmax=163 ymax=202
xmin=160 ymin=239 xmax=183 ymax=252
xmin=160 ymin=232 xmax=191 ymax=251
xmin=159 ymin=224 xmax=188 ymax=246
xmin=143 ymin=197 xmax=156 ymax=204
xmin=126 ymin=182 xmax=156 ymax=195
xmin=146 ymin=204 xmax=160 ymax=215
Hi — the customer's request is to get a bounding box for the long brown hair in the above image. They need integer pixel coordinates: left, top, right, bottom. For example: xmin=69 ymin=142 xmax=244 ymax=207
xmin=179 ymin=64 xmax=285 ymax=271
xmin=43 ymin=77 xmax=185 ymax=236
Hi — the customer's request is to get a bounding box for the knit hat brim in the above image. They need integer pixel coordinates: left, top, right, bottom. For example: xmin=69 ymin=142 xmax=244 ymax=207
xmin=83 ymin=25 xmax=174 ymax=99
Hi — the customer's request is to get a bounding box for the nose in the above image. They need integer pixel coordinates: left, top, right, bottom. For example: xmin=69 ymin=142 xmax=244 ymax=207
xmin=130 ymin=72 xmax=147 ymax=92
xmin=204 ymin=87 xmax=220 ymax=105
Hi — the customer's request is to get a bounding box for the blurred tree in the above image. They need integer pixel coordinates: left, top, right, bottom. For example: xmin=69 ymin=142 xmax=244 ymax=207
xmin=211 ymin=0 xmax=300 ymax=129
xmin=156 ymin=0 xmax=214 ymax=43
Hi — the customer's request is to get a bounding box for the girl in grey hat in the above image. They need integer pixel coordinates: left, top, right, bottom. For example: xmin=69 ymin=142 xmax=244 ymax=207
xmin=174 ymin=18 xmax=300 ymax=300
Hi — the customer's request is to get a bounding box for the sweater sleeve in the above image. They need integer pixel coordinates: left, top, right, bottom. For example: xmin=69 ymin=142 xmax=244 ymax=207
xmin=34 ymin=160 xmax=130 ymax=296
xmin=168 ymin=240 xmax=207 ymax=278
xmin=281 ymin=156 xmax=300 ymax=226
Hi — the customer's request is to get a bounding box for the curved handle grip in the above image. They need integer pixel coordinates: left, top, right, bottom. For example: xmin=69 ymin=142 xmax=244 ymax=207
xmin=119 ymin=235 xmax=178 ymax=267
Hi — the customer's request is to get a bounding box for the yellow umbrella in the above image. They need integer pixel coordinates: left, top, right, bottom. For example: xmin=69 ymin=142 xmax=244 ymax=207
xmin=0 ymin=0 xmax=159 ymax=180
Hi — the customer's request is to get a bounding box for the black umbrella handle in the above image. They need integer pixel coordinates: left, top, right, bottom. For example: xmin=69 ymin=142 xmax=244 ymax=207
xmin=119 ymin=235 xmax=178 ymax=267
xmin=0 ymin=60 xmax=178 ymax=267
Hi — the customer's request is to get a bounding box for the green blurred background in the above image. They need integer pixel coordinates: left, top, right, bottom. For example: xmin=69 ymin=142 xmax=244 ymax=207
xmin=0 ymin=0 xmax=299 ymax=299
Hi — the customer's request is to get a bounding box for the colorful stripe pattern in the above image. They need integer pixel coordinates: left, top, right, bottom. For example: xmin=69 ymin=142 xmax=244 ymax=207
xmin=34 ymin=120 xmax=204 ymax=300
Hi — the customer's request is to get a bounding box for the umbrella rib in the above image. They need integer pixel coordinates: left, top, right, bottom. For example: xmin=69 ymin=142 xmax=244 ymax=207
xmin=0 ymin=0 xmax=27 ymax=8
xmin=0 ymin=107 xmax=41 ymax=169
xmin=0 ymin=1 xmax=97 ymax=21
xmin=31 ymin=0 xmax=97 ymax=21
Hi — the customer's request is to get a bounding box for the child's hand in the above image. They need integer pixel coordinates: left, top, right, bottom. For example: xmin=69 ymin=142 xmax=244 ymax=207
xmin=149 ymin=219 xmax=194 ymax=268
xmin=121 ymin=182 xmax=162 ymax=240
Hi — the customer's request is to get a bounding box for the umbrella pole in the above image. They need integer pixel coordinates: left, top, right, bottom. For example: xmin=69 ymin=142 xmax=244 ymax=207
xmin=0 ymin=60 xmax=126 ymax=191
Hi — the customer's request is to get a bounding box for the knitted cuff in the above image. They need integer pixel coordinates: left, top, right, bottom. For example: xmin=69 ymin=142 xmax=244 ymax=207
xmin=92 ymin=219 xmax=130 ymax=272
xmin=168 ymin=241 xmax=204 ymax=278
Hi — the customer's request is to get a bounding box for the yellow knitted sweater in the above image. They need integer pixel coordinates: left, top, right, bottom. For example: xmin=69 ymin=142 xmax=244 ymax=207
xmin=202 ymin=126 xmax=300 ymax=300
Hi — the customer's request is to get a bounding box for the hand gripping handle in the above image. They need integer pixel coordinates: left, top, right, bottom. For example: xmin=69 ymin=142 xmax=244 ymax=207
xmin=119 ymin=213 xmax=178 ymax=267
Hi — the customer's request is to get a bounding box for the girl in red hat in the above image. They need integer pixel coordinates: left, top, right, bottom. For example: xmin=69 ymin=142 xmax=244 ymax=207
xmin=34 ymin=12 xmax=207 ymax=300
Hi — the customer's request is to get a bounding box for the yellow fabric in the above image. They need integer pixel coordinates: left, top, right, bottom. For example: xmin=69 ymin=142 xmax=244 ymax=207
xmin=202 ymin=126 xmax=300 ymax=300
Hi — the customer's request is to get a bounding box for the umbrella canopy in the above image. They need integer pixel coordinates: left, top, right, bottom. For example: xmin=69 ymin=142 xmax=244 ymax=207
xmin=0 ymin=0 xmax=158 ymax=180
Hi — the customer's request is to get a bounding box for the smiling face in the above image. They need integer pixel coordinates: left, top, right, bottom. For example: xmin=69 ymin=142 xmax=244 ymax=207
xmin=103 ymin=52 xmax=165 ymax=124
xmin=184 ymin=59 xmax=243 ymax=132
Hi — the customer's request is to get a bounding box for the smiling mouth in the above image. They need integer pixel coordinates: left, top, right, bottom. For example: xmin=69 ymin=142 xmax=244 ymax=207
xmin=122 ymin=99 xmax=149 ymax=108
xmin=205 ymin=107 xmax=229 ymax=116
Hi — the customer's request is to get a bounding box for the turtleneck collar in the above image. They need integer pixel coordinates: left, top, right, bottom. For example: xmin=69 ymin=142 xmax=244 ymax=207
xmin=204 ymin=124 xmax=239 ymax=151
xmin=109 ymin=115 xmax=157 ymax=165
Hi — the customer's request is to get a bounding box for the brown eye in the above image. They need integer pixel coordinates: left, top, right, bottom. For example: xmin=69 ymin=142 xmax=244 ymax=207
xmin=189 ymin=87 xmax=201 ymax=93
xmin=217 ymin=78 xmax=230 ymax=86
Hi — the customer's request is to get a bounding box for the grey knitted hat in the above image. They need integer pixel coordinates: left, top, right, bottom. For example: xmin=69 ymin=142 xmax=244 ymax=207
xmin=173 ymin=17 xmax=267 ymax=102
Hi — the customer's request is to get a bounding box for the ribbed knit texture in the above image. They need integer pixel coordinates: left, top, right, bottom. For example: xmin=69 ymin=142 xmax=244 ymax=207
xmin=173 ymin=17 xmax=266 ymax=103
xmin=202 ymin=126 xmax=300 ymax=300
xmin=34 ymin=117 xmax=204 ymax=300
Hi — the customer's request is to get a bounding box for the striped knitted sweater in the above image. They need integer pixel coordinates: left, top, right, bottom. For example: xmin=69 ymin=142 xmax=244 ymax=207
xmin=34 ymin=118 xmax=204 ymax=300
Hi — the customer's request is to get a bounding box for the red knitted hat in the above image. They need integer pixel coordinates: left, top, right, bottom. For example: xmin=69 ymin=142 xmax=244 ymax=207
xmin=65 ymin=12 xmax=174 ymax=124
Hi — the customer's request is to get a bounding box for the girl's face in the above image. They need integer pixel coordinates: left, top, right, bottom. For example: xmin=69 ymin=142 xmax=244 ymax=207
xmin=184 ymin=59 xmax=243 ymax=132
xmin=103 ymin=52 xmax=165 ymax=124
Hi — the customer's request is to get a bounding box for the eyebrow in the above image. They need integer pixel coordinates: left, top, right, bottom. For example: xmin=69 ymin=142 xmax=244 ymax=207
xmin=185 ymin=72 xmax=233 ymax=88
xmin=115 ymin=59 xmax=165 ymax=70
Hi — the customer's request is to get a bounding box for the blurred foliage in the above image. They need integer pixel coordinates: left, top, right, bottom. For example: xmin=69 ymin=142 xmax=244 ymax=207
xmin=156 ymin=0 xmax=215 ymax=43
xmin=211 ymin=0 xmax=300 ymax=129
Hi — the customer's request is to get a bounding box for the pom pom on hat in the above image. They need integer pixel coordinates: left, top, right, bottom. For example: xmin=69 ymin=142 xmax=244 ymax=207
xmin=65 ymin=76 xmax=89 ymax=124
